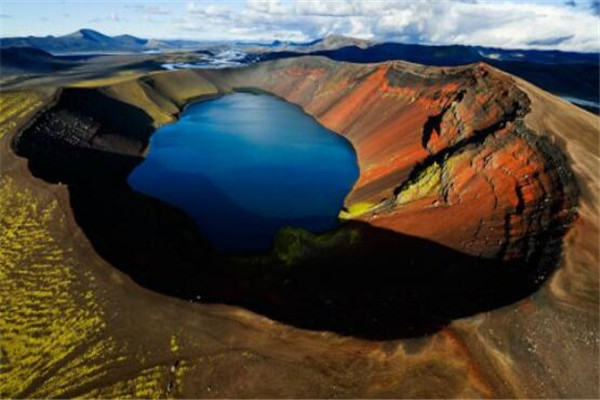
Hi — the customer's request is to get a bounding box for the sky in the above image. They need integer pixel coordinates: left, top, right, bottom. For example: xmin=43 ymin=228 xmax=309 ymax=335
xmin=1 ymin=0 xmax=599 ymax=52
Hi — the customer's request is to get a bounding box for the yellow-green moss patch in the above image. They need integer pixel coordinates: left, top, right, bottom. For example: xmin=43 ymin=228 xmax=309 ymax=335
xmin=273 ymin=226 xmax=361 ymax=266
xmin=102 ymin=80 xmax=177 ymax=127
xmin=0 ymin=90 xmax=50 ymax=139
xmin=339 ymin=201 xmax=376 ymax=219
xmin=68 ymin=71 xmax=143 ymax=88
xmin=396 ymin=161 xmax=443 ymax=205
xmin=0 ymin=177 xmax=107 ymax=397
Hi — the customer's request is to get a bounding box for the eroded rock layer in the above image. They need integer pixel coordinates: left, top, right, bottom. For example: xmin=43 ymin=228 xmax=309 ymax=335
xmin=203 ymin=58 xmax=578 ymax=263
xmin=12 ymin=58 xmax=579 ymax=271
xmin=4 ymin=57 xmax=597 ymax=398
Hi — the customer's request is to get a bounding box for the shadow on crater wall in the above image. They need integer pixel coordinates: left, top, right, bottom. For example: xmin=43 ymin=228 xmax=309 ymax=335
xmin=13 ymin=88 xmax=563 ymax=340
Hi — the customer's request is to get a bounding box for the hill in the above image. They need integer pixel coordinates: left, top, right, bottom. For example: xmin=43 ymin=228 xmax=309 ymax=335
xmin=1 ymin=29 xmax=154 ymax=53
xmin=256 ymin=42 xmax=600 ymax=112
xmin=0 ymin=46 xmax=77 ymax=74
xmin=1 ymin=57 xmax=598 ymax=398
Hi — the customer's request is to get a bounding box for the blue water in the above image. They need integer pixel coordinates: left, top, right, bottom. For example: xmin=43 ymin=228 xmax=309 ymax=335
xmin=128 ymin=92 xmax=359 ymax=253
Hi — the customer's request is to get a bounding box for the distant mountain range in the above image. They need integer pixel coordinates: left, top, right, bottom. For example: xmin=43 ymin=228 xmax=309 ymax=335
xmin=240 ymin=35 xmax=372 ymax=52
xmin=258 ymin=41 xmax=599 ymax=66
xmin=0 ymin=29 xmax=374 ymax=55
xmin=1 ymin=29 xmax=598 ymax=112
xmin=256 ymin=42 xmax=599 ymax=112
xmin=2 ymin=28 xmax=597 ymax=64
xmin=0 ymin=29 xmax=206 ymax=54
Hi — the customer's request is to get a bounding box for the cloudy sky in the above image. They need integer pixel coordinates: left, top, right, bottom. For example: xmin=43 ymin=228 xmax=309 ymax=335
xmin=1 ymin=0 xmax=599 ymax=52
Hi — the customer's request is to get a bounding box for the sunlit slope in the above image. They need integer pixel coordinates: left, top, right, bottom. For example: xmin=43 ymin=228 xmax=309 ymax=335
xmin=0 ymin=57 xmax=597 ymax=398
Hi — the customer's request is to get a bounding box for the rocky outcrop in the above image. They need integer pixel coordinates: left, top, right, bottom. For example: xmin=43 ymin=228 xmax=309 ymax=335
xmin=13 ymin=58 xmax=579 ymax=267
xmin=10 ymin=57 xmax=579 ymax=333
xmin=210 ymin=58 xmax=578 ymax=264
xmin=5 ymin=57 xmax=597 ymax=398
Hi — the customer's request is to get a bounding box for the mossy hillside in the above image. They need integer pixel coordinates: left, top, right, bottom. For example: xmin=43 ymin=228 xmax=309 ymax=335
xmin=396 ymin=161 xmax=443 ymax=205
xmin=0 ymin=176 xmax=107 ymax=397
xmin=144 ymin=70 xmax=219 ymax=107
xmin=102 ymin=80 xmax=178 ymax=127
xmin=0 ymin=177 xmax=197 ymax=398
xmin=67 ymin=71 xmax=143 ymax=89
xmin=339 ymin=201 xmax=376 ymax=219
xmin=273 ymin=226 xmax=361 ymax=266
xmin=0 ymin=90 xmax=52 ymax=139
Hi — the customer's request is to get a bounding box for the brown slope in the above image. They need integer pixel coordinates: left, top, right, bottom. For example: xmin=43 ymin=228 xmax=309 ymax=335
xmin=202 ymin=58 xmax=578 ymax=263
xmin=1 ymin=56 xmax=598 ymax=398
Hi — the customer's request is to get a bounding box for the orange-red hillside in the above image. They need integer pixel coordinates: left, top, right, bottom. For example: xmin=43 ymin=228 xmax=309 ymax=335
xmin=205 ymin=58 xmax=578 ymax=262
xmin=3 ymin=56 xmax=598 ymax=398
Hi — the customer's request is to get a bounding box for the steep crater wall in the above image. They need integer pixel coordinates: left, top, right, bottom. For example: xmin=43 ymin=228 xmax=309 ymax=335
xmin=206 ymin=58 xmax=579 ymax=264
xmin=11 ymin=58 xmax=579 ymax=338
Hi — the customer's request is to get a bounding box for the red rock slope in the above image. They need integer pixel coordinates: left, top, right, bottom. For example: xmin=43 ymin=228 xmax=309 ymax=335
xmin=3 ymin=57 xmax=596 ymax=398
xmin=205 ymin=58 xmax=578 ymax=264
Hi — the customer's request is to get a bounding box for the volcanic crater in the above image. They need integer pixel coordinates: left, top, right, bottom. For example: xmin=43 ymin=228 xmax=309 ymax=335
xmin=12 ymin=57 xmax=580 ymax=339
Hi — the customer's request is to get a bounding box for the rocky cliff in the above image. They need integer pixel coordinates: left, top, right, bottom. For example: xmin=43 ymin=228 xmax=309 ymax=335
xmin=203 ymin=58 xmax=578 ymax=265
xmin=4 ymin=57 xmax=597 ymax=398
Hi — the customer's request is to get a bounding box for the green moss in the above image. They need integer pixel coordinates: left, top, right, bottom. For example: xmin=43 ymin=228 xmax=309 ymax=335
xmin=339 ymin=201 xmax=375 ymax=219
xmin=0 ymin=91 xmax=48 ymax=139
xmin=0 ymin=177 xmax=108 ymax=397
xmin=396 ymin=161 xmax=442 ymax=205
xmin=102 ymin=80 xmax=177 ymax=127
xmin=68 ymin=71 xmax=142 ymax=88
xmin=273 ymin=226 xmax=361 ymax=266
xmin=273 ymin=227 xmax=313 ymax=266
xmin=146 ymin=70 xmax=218 ymax=106
xmin=170 ymin=335 xmax=180 ymax=354
xmin=0 ymin=177 xmax=184 ymax=399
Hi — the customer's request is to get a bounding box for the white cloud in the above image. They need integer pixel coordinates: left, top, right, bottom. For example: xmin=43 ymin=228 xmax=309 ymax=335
xmin=176 ymin=0 xmax=600 ymax=52
xmin=145 ymin=6 xmax=171 ymax=16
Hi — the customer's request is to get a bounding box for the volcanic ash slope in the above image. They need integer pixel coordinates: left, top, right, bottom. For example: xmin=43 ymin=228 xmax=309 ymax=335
xmin=1 ymin=57 xmax=598 ymax=398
